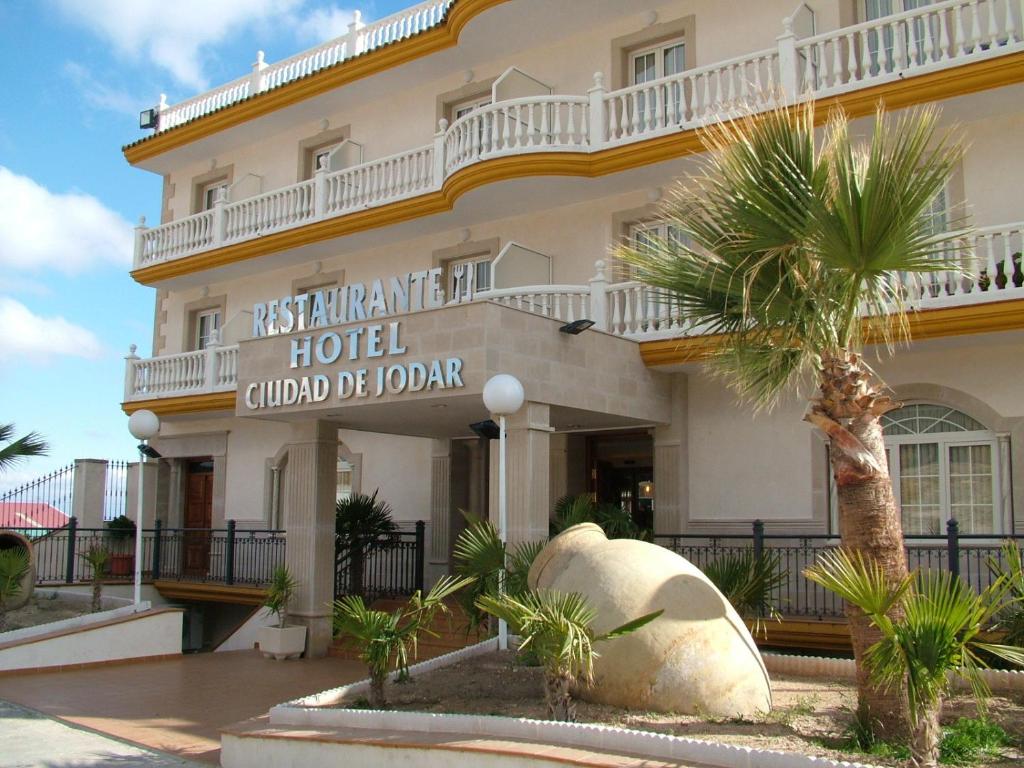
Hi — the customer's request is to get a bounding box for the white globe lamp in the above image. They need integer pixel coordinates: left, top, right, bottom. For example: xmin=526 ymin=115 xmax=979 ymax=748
xmin=482 ymin=374 xmax=524 ymax=651
xmin=128 ymin=409 xmax=160 ymax=607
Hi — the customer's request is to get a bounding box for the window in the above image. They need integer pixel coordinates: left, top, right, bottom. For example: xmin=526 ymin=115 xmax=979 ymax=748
xmin=195 ymin=309 xmax=221 ymax=350
xmin=199 ymin=180 xmax=228 ymax=211
xmin=447 ymin=253 xmax=492 ymax=300
xmin=882 ymin=404 xmax=1001 ymax=535
xmin=627 ymin=220 xmax=689 ymax=277
xmin=452 ymin=95 xmax=492 ymax=122
xmin=304 ymin=142 xmax=341 ymax=179
xmin=863 ymin=1 xmax=938 ymax=72
xmin=630 ymin=38 xmax=686 ymax=85
xmin=337 ymin=456 xmax=354 ymax=503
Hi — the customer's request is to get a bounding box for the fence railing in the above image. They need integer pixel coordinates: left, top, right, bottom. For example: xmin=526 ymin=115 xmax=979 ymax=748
xmin=9 ymin=519 xmax=285 ymax=587
xmin=334 ymin=521 xmax=426 ymax=602
xmin=132 ymin=1 xmax=1024 ymax=271
xmin=655 ymin=518 xmax=1024 ymax=621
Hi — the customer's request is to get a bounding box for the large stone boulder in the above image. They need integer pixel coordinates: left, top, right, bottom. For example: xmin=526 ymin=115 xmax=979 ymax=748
xmin=528 ymin=523 xmax=771 ymax=718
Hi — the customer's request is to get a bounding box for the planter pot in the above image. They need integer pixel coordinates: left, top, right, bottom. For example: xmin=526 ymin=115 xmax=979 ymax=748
xmin=257 ymin=625 xmax=307 ymax=661
xmin=109 ymin=553 xmax=134 ymax=577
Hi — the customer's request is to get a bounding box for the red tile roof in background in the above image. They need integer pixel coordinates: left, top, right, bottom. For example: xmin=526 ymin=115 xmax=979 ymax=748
xmin=0 ymin=502 xmax=70 ymax=529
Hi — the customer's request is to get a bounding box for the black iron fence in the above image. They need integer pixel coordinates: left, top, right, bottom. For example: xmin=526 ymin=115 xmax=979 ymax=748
xmin=6 ymin=519 xmax=285 ymax=587
xmin=655 ymin=519 xmax=1024 ymax=620
xmin=0 ymin=463 xmax=75 ymax=517
xmin=334 ymin=521 xmax=426 ymax=602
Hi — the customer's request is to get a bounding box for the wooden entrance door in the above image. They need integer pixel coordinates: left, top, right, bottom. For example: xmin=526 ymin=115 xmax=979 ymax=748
xmin=183 ymin=460 xmax=214 ymax=577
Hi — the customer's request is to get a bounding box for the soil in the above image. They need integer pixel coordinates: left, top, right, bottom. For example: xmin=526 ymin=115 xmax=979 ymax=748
xmin=338 ymin=651 xmax=1024 ymax=767
xmin=2 ymin=594 xmax=93 ymax=632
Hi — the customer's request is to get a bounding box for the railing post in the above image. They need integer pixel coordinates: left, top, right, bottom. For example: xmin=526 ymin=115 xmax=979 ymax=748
xmin=204 ymin=330 xmax=221 ymax=391
xmin=314 ymin=161 xmax=327 ymax=219
xmin=587 ymin=71 xmax=607 ymax=149
xmin=414 ymin=520 xmax=426 ymax=594
xmin=225 ymin=519 xmax=236 ymax=586
xmin=133 ymin=215 xmax=147 ymax=268
xmin=65 ymin=516 xmax=78 ymax=584
xmin=155 ymin=93 xmax=168 ymax=132
xmin=588 ymin=259 xmax=609 ymax=331
xmin=752 ymin=519 xmax=765 ymax=563
xmin=152 ymin=519 xmax=163 ymax=581
xmin=433 ymin=119 xmax=448 ymax=188
xmin=776 ymin=16 xmax=800 ymax=101
xmin=346 ymin=11 xmax=367 ymax=58
xmin=212 ymin=187 xmax=226 ymax=247
xmin=250 ymin=50 xmax=267 ymax=96
xmin=946 ymin=518 xmax=960 ymax=580
xmin=124 ymin=344 xmax=140 ymax=401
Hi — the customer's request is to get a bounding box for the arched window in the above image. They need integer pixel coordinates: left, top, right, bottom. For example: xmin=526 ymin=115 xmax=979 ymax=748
xmin=882 ymin=404 xmax=1000 ymax=536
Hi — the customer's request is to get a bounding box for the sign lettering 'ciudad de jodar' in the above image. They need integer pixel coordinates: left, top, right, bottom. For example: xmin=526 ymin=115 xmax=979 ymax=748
xmin=244 ymin=266 xmax=476 ymax=411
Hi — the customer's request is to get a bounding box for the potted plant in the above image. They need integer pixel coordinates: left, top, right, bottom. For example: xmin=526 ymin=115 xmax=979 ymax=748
xmin=257 ymin=566 xmax=306 ymax=660
xmin=105 ymin=515 xmax=136 ymax=576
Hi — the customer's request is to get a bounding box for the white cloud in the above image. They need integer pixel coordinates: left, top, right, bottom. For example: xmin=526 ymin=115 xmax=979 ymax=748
xmin=54 ymin=0 xmax=306 ymax=90
xmin=0 ymin=166 xmax=133 ymax=274
xmin=294 ymin=6 xmax=358 ymax=44
xmin=63 ymin=61 xmax=145 ymax=117
xmin=0 ymin=297 xmax=104 ymax=363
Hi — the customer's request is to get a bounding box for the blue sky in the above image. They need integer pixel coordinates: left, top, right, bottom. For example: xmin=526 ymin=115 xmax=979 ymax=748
xmin=0 ymin=0 xmax=409 ymax=493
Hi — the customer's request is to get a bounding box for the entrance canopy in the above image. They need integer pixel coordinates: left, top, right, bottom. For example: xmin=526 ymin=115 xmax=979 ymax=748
xmin=235 ymin=301 xmax=671 ymax=438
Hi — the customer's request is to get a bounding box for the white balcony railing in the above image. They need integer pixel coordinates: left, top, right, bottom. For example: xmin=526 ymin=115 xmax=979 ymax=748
xmin=125 ymin=220 xmax=1024 ymax=401
xmin=132 ymin=0 xmax=1024 ymax=273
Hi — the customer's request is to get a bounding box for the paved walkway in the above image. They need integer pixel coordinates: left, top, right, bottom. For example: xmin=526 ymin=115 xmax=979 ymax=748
xmin=0 ymin=650 xmax=366 ymax=764
xmin=0 ymin=700 xmax=205 ymax=768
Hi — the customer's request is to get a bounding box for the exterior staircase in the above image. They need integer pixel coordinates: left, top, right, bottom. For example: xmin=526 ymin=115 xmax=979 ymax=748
xmin=328 ymin=597 xmax=488 ymax=662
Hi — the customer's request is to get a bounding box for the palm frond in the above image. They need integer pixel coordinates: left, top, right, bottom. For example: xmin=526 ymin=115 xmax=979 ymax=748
xmin=0 ymin=424 xmax=48 ymax=473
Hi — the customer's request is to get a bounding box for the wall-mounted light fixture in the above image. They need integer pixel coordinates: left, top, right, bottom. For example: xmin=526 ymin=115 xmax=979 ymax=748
xmin=559 ymin=319 xmax=595 ymax=335
xmin=469 ymin=419 xmax=500 ymax=440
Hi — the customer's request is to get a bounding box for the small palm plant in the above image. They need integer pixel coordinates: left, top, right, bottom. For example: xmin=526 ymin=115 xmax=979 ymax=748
xmin=335 ymin=491 xmax=398 ymax=598
xmin=987 ymin=540 xmax=1024 ymax=647
xmin=703 ymin=549 xmax=786 ymax=636
xmin=0 ymin=548 xmax=31 ymax=631
xmin=476 ymin=590 xmax=662 ymax=721
xmin=333 ymin=574 xmax=474 ymax=708
xmin=80 ymin=546 xmax=110 ymax=612
xmin=452 ymin=514 xmax=544 ymax=634
xmin=265 ymin=566 xmax=297 ymax=628
xmin=551 ymin=495 xmax=648 ymax=540
xmin=805 ymin=549 xmax=1024 ymax=768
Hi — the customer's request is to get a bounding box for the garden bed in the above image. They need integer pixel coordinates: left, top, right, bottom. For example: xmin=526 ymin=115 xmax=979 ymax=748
xmin=337 ymin=650 xmax=1024 ymax=767
xmin=2 ymin=593 xmax=93 ymax=632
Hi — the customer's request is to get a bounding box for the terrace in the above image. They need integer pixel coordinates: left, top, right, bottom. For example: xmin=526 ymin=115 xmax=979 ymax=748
xmin=131 ymin=0 xmax=1024 ymax=276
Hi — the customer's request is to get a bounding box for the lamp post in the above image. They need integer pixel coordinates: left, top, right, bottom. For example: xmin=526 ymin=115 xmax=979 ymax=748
xmin=127 ymin=409 xmax=160 ymax=607
xmin=482 ymin=374 xmax=524 ymax=651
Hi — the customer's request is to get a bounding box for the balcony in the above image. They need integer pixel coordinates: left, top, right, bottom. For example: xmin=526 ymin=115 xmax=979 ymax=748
xmin=131 ymin=0 xmax=1024 ymax=277
xmin=124 ymin=219 xmax=1024 ymax=405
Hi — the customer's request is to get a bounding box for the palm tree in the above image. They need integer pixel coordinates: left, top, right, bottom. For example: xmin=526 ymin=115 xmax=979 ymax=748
xmin=0 ymin=423 xmax=48 ymax=474
xmin=805 ymin=549 xmax=1024 ymax=768
xmin=80 ymin=546 xmax=110 ymax=612
xmin=264 ymin=565 xmax=298 ymax=629
xmin=0 ymin=548 xmax=31 ymax=630
xmin=335 ymin=491 xmax=398 ymax=598
xmin=551 ymin=495 xmax=648 ymax=540
xmin=476 ymin=589 xmax=662 ymax=721
xmin=451 ymin=514 xmax=544 ymax=634
xmin=987 ymin=541 xmax=1024 ymax=647
xmin=333 ymin=574 xmax=473 ymax=708
xmin=703 ymin=549 xmax=786 ymax=637
xmin=618 ymin=101 xmax=968 ymax=736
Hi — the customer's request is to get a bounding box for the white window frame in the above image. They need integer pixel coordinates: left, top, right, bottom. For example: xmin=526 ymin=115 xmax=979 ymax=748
xmin=453 ymin=95 xmax=492 ymax=121
xmin=195 ymin=308 xmax=221 ymax=350
xmin=629 ymin=37 xmax=687 ymax=85
xmin=336 ymin=455 xmax=354 ymax=503
xmin=199 ymin=180 xmax=228 ymax=212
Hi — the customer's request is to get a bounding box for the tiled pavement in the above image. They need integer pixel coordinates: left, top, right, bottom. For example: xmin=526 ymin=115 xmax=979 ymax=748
xmin=0 ymin=650 xmax=366 ymax=765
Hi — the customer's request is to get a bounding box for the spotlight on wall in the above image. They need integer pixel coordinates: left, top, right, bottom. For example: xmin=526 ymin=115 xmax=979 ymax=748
xmin=138 ymin=444 xmax=163 ymax=459
xmin=469 ymin=419 xmax=501 ymax=440
xmin=139 ymin=107 xmax=159 ymax=130
xmin=559 ymin=318 xmax=595 ymax=335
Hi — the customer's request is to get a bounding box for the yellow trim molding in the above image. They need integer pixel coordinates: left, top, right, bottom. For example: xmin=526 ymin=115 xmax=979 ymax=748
xmin=123 ymin=0 xmax=508 ymax=165
xmin=640 ymin=299 xmax=1024 ymax=367
xmin=153 ymin=580 xmax=268 ymax=605
xmin=131 ymin=51 xmax=1024 ymax=286
xmin=121 ymin=391 xmax=236 ymax=416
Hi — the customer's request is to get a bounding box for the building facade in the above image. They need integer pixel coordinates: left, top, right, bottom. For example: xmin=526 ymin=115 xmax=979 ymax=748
xmin=122 ymin=0 xmax=1024 ymax=654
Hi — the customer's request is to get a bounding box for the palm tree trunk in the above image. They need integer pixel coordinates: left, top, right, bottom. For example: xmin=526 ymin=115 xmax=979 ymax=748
xmin=368 ymin=670 xmax=387 ymax=709
xmin=909 ymin=702 xmax=942 ymax=768
xmin=92 ymin=578 xmax=103 ymax=613
xmin=544 ymin=670 xmax=576 ymax=722
xmin=807 ymin=351 xmax=909 ymax=740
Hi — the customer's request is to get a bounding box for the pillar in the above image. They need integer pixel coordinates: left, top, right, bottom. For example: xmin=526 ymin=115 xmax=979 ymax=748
xmin=549 ymin=432 xmax=569 ymax=511
xmin=653 ymin=373 xmax=689 ymax=535
xmin=71 ymin=459 xmax=108 ymax=530
xmin=282 ymin=420 xmax=337 ymax=658
xmin=490 ymin=402 xmax=552 ymax=545
xmin=125 ymin=461 xmax=160 ymax=528
xmin=429 ymin=438 xmax=452 ymax=564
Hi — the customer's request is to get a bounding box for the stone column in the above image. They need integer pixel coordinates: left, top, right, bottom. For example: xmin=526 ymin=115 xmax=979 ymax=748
xmin=490 ymin=402 xmax=552 ymax=545
xmin=282 ymin=420 xmax=337 ymax=658
xmin=125 ymin=461 xmax=160 ymax=528
xmin=429 ymin=439 xmax=452 ymax=564
xmin=549 ymin=432 xmax=569 ymax=512
xmin=653 ymin=373 xmax=689 ymax=535
xmin=71 ymin=459 xmax=108 ymax=530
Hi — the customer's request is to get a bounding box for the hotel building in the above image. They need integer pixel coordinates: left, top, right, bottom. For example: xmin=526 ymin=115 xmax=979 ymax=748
xmin=121 ymin=0 xmax=1024 ymax=654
